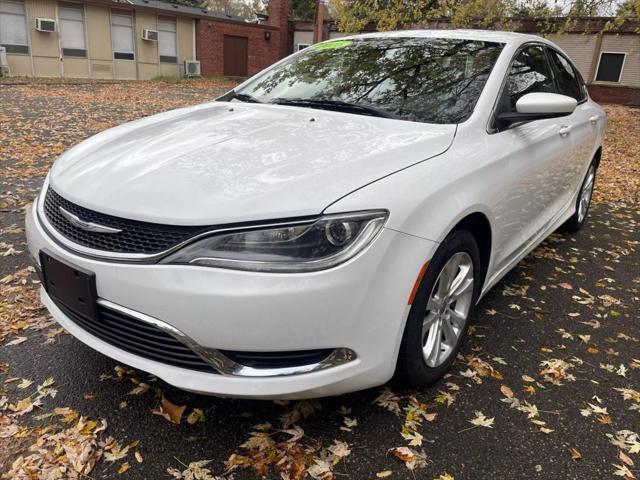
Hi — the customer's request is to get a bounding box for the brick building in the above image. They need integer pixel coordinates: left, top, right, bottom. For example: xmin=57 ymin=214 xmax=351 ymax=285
xmin=196 ymin=0 xmax=289 ymax=78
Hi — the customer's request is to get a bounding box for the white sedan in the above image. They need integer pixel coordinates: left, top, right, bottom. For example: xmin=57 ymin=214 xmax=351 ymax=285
xmin=26 ymin=30 xmax=605 ymax=399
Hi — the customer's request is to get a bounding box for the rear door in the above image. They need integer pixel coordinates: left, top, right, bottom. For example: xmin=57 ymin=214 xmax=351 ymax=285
xmin=546 ymin=48 xmax=600 ymax=199
xmin=223 ymin=35 xmax=248 ymax=77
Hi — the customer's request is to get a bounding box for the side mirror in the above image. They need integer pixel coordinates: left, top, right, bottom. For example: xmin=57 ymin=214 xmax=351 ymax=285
xmin=497 ymin=92 xmax=577 ymax=128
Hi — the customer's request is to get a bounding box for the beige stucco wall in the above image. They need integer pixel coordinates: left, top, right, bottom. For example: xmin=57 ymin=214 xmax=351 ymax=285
xmin=63 ymin=56 xmax=88 ymax=77
xmin=6 ymin=54 xmax=32 ymax=75
xmin=158 ymin=63 xmax=179 ymax=77
xmin=85 ymin=4 xmax=111 ymax=61
xmin=33 ymin=56 xmax=59 ymax=76
xmin=114 ymin=58 xmax=136 ymax=79
xmin=135 ymin=12 xmax=157 ymax=64
xmin=4 ymin=0 xmax=196 ymax=78
xmin=177 ymin=16 xmax=193 ymax=63
xmin=26 ymin=0 xmax=59 ymax=58
xmin=599 ymin=34 xmax=640 ymax=87
xmin=90 ymin=60 xmax=112 ymax=78
xmin=293 ymin=30 xmax=312 ymax=48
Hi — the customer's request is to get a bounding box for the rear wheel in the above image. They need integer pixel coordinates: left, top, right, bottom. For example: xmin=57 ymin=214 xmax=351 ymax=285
xmin=396 ymin=230 xmax=481 ymax=387
xmin=560 ymin=163 xmax=596 ymax=234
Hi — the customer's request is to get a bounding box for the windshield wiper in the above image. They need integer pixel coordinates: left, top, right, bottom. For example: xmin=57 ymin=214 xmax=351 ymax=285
xmin=271 ymin=98 xmax=397 ymax=119
xmin=217 ymin=90 xmax=263 ymax=104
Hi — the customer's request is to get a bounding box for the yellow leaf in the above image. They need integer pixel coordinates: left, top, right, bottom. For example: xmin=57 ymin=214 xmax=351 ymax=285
xmin=186 ymin=408 xmax=205 ymax=425
xmin=569 ymin=448 xmax=582 ymax=460
xmin=80 ymin=420 xmax=97 ymax=435
xmin=619 ymin=450 xmax=634 ymax=467
xmin=500 ymin=385 xmax=514 ymax=398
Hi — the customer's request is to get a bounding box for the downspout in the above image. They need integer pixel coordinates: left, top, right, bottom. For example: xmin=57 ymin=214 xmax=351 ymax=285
xmin=313 ymin=0 xmax=324 ymax=43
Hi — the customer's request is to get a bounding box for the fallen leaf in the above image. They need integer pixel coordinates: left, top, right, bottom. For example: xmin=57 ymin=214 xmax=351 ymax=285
xmin=152 ymin=397 xmax=186 ymax=425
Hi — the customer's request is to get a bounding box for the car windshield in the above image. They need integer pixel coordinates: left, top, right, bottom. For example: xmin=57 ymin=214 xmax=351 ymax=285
xmin=232 ymin=37 xmax=504 ymax=124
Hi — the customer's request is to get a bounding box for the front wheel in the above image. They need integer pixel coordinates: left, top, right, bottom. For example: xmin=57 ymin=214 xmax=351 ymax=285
xmin=395 ymin=230 xmax=481 ymax=387
xmin=560 ymin=163 xmax=596 ymax=234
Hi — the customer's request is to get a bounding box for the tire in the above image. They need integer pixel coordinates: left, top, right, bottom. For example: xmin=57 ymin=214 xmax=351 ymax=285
xmin=559 ymin=162 xmax=596 ymax=234
xmin=395 ymin=229 xmax=481 ymax=388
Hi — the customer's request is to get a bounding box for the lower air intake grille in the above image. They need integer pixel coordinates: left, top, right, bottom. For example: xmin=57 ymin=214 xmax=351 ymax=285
xmin=53 ymin=299 xmax=216 ymax=373
xmin=220 ymin=349 xmax=333 ymax=369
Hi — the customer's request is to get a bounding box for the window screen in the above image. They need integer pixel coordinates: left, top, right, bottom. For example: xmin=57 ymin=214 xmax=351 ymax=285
xmin=0 ymin=0 xmax=29 ymax=54
xmin=595 ymin=53 xmax=625 ymax=82
xmin=547 ymin=49 xmax=584 ymax=101
xmin=112 ymin=12 xmax=134 ymax=60
xmin=59 ymin=4 xmax=86 ymax=57
xmin=158 ymin=16 xmax=176 ymax=63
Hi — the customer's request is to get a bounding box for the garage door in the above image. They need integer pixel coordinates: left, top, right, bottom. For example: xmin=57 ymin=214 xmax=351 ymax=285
xmin=223 ymin=35 xmax=248 ymax=77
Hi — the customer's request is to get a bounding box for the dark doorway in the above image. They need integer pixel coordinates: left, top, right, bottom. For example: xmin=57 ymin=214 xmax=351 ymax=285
xmin=223 ymin=35 xmax=248 ymax=77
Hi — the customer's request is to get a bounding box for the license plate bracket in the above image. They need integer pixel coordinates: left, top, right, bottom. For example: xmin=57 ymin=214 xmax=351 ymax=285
xmin=40 ymin=250 xmax=98 ymax=321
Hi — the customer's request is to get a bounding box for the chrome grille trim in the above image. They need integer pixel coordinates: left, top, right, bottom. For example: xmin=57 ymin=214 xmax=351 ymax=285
xmin=97 ymin=299 xmax=356 ymax=377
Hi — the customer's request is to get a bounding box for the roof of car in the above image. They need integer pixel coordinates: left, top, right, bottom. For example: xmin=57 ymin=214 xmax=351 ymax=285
xmin=344 ymin=29 xmax=549 ymax=46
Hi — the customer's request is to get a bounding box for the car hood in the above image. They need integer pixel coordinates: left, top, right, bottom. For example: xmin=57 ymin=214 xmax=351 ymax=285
xmin=50 ymin=102 xmax=456 ymax=225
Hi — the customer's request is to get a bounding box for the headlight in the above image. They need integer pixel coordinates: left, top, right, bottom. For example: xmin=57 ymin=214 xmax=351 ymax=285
xmin=161 ymin=210 xmax=388 ymax=272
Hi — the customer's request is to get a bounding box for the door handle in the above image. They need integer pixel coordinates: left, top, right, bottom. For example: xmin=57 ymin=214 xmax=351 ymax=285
xmin=559 ymin=125 xmax=572 ymax=137
xmin=589 ymin=115 xmax=599 ymax=125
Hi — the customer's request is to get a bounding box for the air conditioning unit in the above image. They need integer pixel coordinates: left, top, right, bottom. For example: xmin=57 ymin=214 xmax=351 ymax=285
xmin=36 ymin=18 xmax=56 ymax=32
xmin=141 ymin=29 xmax=158 ymax=41
xmin=184 ymin=60 xmax=201 ymax=77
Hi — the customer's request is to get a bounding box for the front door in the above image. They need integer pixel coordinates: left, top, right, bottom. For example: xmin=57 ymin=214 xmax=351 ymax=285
xmin=489 ymin=44 xmax=576 ymax=272
xmin=223 ymin=35 xmax=248 ymax=77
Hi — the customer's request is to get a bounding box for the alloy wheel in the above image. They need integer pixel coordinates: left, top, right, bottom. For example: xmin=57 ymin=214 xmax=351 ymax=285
xmin=422 ymin=252 xmax=474 ymax=367
xmin=577 ymin=165 xmax=595 ymax=223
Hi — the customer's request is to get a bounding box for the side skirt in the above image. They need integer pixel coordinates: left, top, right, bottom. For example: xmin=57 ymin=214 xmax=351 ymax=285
xmin=477 ymin=200 xmax=576 ymax=302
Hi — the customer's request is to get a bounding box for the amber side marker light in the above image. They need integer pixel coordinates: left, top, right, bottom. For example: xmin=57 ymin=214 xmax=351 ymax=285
xmin=407 ymin=261 xmax=430 ymax=305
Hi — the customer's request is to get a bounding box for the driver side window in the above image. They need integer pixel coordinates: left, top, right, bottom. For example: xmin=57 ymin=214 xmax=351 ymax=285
xmin=506 ymin=45 xmax=555 ymax=111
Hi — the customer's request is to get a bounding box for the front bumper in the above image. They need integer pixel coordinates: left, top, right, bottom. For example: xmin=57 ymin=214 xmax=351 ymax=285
xmin=26 ymin=203 xmax=438 ymax=399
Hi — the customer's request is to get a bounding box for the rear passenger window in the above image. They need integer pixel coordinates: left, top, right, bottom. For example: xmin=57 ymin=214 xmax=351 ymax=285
xmin=547 ymin=50 xmax=585 ymax=101
xmin=506 ymin=46 xmax=555 ymax=111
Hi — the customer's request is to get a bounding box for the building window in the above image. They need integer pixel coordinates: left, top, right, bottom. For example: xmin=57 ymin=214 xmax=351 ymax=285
xmin=158 ymin=16 xmax=176 ymax=63
xmin=296 ymin=43 xmax=310 ymax=51
xmin=111 ymin=12 xmax=134 ymax=60
xmin=59 ymin=3 xmax=86 ymax=57
xmin=595 ymin=52 xmax=625 ymax=83
xmin=0 ymin=0 xmax=29 ymax=54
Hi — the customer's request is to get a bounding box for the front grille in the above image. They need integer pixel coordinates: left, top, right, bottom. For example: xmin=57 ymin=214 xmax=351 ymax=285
xmin=43 ymin=188 xmax=208 ymax=254
xmin=54 ymin=299 xmax=215 ymax=372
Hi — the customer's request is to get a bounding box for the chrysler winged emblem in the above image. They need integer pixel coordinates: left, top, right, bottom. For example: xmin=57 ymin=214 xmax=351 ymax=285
xmin=58 ymin=206 xmax=122 ymax=234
